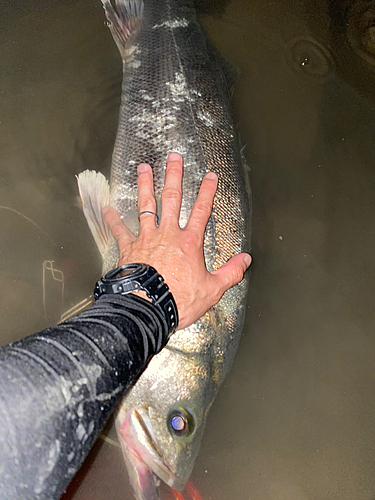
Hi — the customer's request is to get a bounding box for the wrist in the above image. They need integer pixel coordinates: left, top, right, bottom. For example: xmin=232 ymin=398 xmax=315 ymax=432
xmin=130 ymin=290 xmax=152 ymax=303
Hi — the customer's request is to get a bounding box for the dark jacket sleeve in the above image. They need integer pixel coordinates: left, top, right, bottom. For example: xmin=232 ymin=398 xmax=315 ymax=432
xmin=0 ymin=293 xmax=169 ymax=500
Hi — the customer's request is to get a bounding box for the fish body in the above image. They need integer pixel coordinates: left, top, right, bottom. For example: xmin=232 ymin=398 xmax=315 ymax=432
xmin=81 ymin=0 xmax=251 ymax=497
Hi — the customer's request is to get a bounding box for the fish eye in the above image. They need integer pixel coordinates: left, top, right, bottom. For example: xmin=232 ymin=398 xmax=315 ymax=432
xmin=168 ymin=408 xmax=195 ymax=437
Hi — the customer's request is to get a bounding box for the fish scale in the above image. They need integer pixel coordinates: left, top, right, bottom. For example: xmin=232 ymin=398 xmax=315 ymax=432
xmin=80 ymin=0 xmax=251 ymax=498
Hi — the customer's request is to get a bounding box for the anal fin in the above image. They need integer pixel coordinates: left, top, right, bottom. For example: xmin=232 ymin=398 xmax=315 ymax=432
xmin=76 ymin=170 xmax=110 ymax=256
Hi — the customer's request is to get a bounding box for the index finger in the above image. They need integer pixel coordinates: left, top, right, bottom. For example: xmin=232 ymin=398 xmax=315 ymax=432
xmin=185 ymin=172 xmax=218 ymax=235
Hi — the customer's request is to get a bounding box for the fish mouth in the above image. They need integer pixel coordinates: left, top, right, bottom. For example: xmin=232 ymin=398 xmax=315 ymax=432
xmin=118 ymin=407 xmax=185 ymax=493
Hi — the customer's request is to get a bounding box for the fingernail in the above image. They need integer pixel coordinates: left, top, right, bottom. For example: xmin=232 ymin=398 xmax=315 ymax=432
xmin=168 ymin=152 xmax=181 ymax=162
xmin=138 ymin=163 xmax=149 ymax=174
xmin=102 ymin=206 xmax=110 ymax=215
xmin=244 ymin=254 xmax=251 ymax=267
xmin=205 ymin=172 xmax=217 ymax=181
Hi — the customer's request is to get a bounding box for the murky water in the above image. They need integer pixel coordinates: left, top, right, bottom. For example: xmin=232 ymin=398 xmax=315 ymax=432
xmin=2 ymin=0 xmax=375 ymax=499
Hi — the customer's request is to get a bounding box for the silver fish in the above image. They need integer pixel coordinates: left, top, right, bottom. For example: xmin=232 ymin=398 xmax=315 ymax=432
xmin=78 ymin=0 xmax=251 ymax=498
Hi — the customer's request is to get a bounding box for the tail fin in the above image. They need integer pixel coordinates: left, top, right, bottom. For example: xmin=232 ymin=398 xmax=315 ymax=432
xmin=101 ymin=0 xmax=144 ymax=56
xmin=76 ymin=170 xmax=110 ymax=256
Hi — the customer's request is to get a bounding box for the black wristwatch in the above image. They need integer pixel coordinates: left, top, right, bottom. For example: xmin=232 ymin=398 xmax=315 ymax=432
xmin=94 ymin=263 xmax=178 ymax=334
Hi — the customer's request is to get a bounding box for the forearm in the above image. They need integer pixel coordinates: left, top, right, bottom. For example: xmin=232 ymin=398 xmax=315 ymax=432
xmin=0 ymin=294 xmax=168 ymax=500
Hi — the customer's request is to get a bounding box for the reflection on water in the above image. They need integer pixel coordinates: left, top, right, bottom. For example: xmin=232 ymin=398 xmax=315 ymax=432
xmin=1 ymin=0 xmax=375 ymax=499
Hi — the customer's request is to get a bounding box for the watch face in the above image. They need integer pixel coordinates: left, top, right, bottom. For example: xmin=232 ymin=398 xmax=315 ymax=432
xmin=116 ymin=268 xmax=135 ymax=279
xmin=108 ymin=263 xmax=142 ymax=281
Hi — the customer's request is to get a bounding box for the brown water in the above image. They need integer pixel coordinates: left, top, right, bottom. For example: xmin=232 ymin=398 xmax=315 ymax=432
xmin=1 ymin=0 xmax=375 ymax=499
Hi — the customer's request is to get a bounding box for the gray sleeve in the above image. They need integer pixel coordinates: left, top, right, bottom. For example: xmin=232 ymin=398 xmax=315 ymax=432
xmin=0 ymin=293 xmax=169 ymax=500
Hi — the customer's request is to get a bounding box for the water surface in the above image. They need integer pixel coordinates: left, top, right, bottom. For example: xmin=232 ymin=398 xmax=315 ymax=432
xmin=1 ymin=0 xmax=375 ymax=499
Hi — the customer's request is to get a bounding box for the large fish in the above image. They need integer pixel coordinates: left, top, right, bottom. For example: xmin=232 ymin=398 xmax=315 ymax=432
xmin=77 ymin=0 xmax=251 ymax=498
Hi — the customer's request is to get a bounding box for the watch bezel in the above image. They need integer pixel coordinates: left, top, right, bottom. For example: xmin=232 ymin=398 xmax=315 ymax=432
xmin=103 ymin=263 xmax=145 ymax=282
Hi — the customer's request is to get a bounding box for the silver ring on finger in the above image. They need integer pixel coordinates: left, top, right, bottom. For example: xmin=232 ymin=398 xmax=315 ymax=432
xmin=138 ymin=210 xmax=159 ymax=225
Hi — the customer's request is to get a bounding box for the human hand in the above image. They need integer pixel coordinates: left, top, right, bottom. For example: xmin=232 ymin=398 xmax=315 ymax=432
xmin=102 ymin=153 xmax=251 ymax=331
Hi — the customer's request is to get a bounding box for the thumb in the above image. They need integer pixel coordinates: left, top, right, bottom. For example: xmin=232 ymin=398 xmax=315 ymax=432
xmin=103 ymin=206 xmax=135 ymax=244
xmin=211 ymin=253 xmax=251 ymax=296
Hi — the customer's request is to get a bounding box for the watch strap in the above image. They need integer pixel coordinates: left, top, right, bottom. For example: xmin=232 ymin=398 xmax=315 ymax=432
xmin=94 ymin=264 xmax=178 ymax=334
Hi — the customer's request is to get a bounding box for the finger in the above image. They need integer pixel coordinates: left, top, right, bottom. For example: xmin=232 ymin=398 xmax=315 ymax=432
xmin=186 ymin=172 xmax=218 ymax=235
xmin=160 ymin=152 xmax=183 ymax=227
xmin=137 ymin=163 xmax=158 ymax=231
xmin=103 ymin=206 xmax=135 ymax=249
xmin=210 ymin=253 xmax=251 ymax=297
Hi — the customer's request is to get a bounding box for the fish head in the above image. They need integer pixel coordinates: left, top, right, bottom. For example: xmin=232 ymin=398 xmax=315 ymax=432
xmin=116 ymin=346 xmax=215 ymax=498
